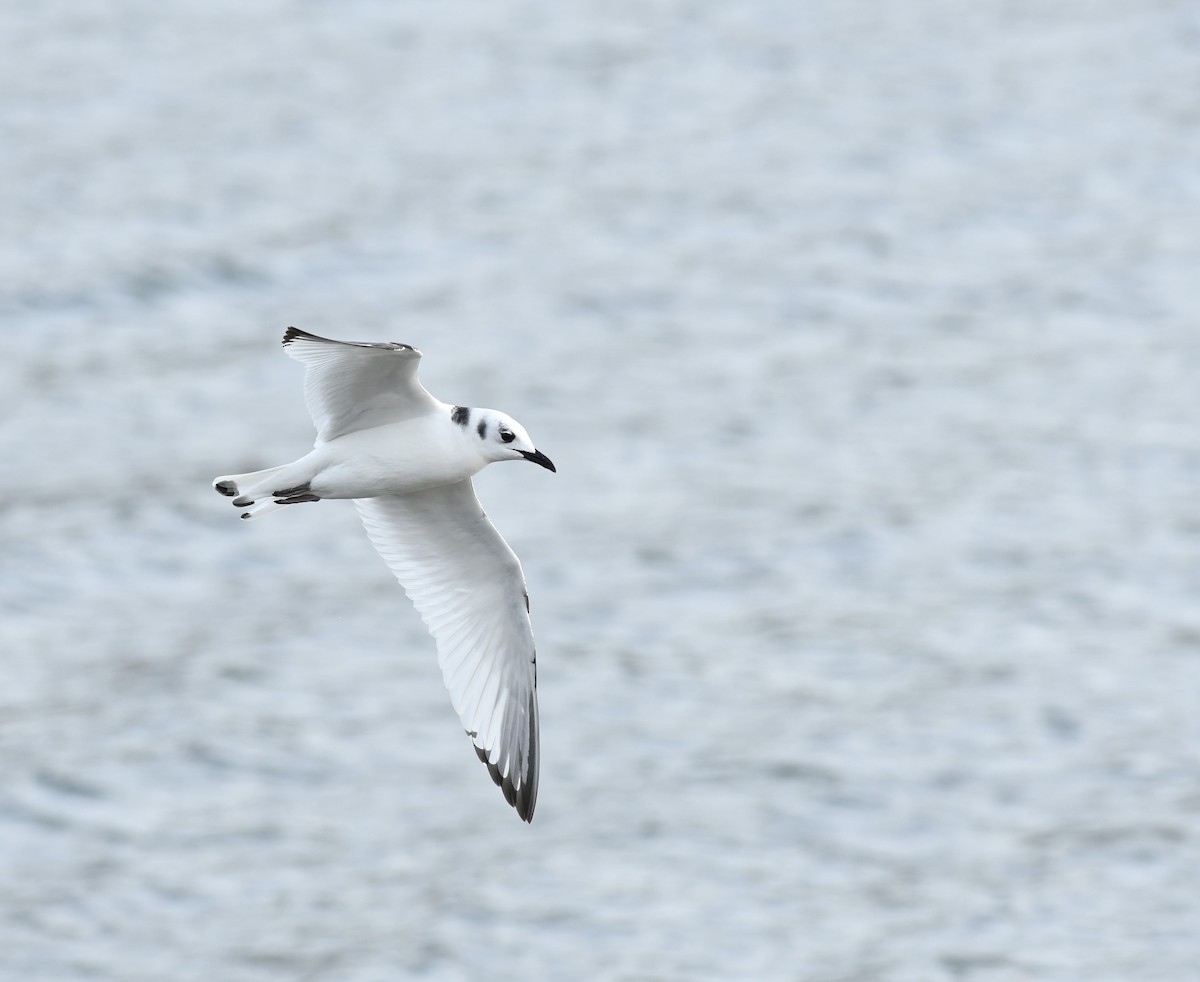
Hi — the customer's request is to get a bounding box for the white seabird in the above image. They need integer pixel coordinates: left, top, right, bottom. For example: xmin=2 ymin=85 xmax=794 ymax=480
xmin=214 ymin=327 xmax=554 ymax=822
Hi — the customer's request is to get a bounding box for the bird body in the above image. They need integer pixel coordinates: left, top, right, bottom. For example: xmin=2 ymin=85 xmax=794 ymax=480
xmin=250 ymin=414 xmax=486 ymax=503
xmin=214 ymin=327 xmax=554 ymax=822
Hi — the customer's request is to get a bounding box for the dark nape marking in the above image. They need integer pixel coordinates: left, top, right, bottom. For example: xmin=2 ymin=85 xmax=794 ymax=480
xmin=274 ymin=493 xmax=320 ymax=505
xmin=451 ymin=405 xmax=470 ymax=426
xmin=272 ymin=482 xmax=311 ymax=498
xmin=215 ymin=480 xmax=237 ymax=497
xmin=477 ymin=418 xmax=487 ymax=439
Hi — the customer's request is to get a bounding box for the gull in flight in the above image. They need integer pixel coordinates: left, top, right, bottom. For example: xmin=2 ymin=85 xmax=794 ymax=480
xmin=214 ymin=327 xmax=555 ymax=822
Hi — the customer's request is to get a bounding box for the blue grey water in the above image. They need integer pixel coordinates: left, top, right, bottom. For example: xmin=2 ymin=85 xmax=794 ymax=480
xmin=2 ymin=2 xmax=1198 ymax=979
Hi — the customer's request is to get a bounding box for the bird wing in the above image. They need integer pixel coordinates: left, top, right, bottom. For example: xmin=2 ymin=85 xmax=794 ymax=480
xmin=282 ymin=327 xmax=440 ymax=443
xmin=354 ymin=480 xmax=540 ymax=822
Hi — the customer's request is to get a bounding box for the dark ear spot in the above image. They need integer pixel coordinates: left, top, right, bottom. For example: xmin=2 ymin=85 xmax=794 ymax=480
xmin=477 ymin=418 xmax=487 ymax=439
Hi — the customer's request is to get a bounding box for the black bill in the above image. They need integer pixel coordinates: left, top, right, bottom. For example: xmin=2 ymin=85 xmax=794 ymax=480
xmin=519 ymin=449 xmax=556 ymax=472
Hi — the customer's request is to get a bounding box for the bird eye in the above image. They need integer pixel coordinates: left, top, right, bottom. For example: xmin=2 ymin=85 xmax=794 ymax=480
xmin=500 ymin=429 xmax=515 ymax=443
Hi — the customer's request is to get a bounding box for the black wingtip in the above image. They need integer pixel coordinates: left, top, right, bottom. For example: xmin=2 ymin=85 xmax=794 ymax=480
xmin=522 ymin=694 xmax=540 ymax=822
xmin=283 ymin=327 xmax=417 ymax=354
xmin=282 ymin=326 xmax=322 ymax=346
xmin=471 ymin=693 xmax=539 ymax=823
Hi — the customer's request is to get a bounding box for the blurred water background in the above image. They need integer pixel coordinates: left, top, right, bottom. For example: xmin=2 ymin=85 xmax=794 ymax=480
xmin=2 ymin=2 xmax=1199 ymax=979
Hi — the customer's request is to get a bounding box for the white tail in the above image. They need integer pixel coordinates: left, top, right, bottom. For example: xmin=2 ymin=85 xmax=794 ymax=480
xmin=212 ymin=464 xmax=314 ymax=520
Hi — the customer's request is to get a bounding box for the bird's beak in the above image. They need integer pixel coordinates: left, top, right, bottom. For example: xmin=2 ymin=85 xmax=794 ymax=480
xmin=519 ymin=449 xmax=556 ymax=472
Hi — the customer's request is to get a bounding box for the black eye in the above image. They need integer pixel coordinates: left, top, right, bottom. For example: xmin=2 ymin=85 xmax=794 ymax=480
xmin=500 ymin=429 xmax=515 ymax=443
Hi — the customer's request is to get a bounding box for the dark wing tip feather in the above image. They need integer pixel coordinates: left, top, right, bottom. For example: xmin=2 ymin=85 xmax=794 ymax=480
xmin=283 ymin=325 xmax=417 ymax=353
xmin=283 ymin=326 xmax=323 ymax=345
xmin=523 ymin=690 xmax=540 ymax=821
xmin=471 ymin=692 xmax=539 ymax=823
xmin=473 ymin=743 xmax=532 ymax=822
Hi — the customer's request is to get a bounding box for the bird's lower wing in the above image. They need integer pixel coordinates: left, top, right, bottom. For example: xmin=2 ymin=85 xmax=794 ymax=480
xmin=355 ymin=481 xmax=540 ymax=822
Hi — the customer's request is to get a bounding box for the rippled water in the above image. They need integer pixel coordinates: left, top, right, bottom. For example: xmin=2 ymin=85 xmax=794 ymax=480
xmin=3 ymin=2 xmax=1199 ymax=979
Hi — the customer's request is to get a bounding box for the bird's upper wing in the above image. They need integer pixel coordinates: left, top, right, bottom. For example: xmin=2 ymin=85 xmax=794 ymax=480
xmin=282 ymin=327 xmax=440 ymax=443
xmin=354 ymin=480 xmax=540 ymax=822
